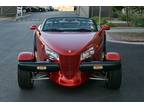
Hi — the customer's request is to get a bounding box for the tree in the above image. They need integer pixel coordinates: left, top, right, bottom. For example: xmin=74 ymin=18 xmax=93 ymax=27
xmin=130 ymin=6 xmax=144 ymax=16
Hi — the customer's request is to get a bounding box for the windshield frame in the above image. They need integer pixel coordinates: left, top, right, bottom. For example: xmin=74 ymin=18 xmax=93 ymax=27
xmin=42 ymin=17 xmax=98 ymax=32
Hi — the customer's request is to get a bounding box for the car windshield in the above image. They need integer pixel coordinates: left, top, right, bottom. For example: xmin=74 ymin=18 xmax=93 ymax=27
xmin=42 ymin=17 xmax=97 ymax=32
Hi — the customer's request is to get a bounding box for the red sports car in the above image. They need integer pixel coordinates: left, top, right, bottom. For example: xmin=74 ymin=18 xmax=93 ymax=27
xmin=17 ymin=17 xmax=122 ymax=89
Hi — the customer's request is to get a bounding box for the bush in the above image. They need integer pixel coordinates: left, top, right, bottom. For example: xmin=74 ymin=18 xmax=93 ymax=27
xmin=120 ymin=14 xmax=133 ymax=21
xmin=112 ymin=12 xmax=119 ymax=18
xmin=91 ymin=16 xmax=116 ymax=27
xmin=131 ymin=17 xmax=144 ymax=27
xmin=105 ymin=22 xmax=115 ymax=27
xmin=91 ymin=16 xmax=108 ymax=25
xmin=119 ymin=14 xmax=144 ymax=27
xmin=120 ymin=14 xmax=127 ymax=21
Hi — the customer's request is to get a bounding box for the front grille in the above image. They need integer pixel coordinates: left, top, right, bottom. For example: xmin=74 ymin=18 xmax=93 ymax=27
xmin=59 ymin=55 xmax=80 ymax=79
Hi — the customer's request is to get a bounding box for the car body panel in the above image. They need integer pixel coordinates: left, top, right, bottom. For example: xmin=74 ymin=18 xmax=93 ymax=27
xmin=34 ymin=30 xmax=106 ymax=86
xmin=40 ymin=32 xmax=96 ymax=55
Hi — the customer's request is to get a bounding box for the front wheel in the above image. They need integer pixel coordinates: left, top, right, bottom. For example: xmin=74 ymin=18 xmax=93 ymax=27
xmin=105 ymin=68 xmax=122 ymax=89
xmin=18 ymin=67 xmax=34 ymax=89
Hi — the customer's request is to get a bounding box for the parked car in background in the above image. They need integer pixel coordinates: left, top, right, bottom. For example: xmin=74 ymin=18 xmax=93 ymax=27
xmin=30 ymin=6 xmax=46 ymax=12
xmin=38 ymin=7 xmax=46 ymax=12
xmin=42 ymin=6 xmax=54 ymax=11
xmin=49 ymin=6 xmax=54 ymax=11
xmin=23 ymin=6 xmax=31 ymax=13
xmin=30 ymin=7 xmax=39 ymax=12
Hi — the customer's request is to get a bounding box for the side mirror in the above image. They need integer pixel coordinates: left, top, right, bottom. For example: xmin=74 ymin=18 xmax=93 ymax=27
xmin=102 ymin=25 xmax=110 ymax=30
xmin=30 ymin=25 xmax=38 ymax=30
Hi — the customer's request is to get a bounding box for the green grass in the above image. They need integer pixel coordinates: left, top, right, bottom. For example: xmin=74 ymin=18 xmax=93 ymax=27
xmin=91 ymin=16 xmax=115 ymax=27
xmin=91 ymin=16 xmax=108 ymax=25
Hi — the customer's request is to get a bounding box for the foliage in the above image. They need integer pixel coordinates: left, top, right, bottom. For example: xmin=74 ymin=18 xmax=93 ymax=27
xmin=112 ymin=6 xmax=124 ymax=18
xmin=130 ymin=6 xmax=144 ymax=16
xmin=114 ymin=6 xmax=144 ymax=27
xmin=120 ymin=14 xmax=132 ymax=21
xmin=91 ymin=6 xmax=144 ymax=27
xmin=120 ymin=14 xmax=127 ymax=21
xmin=91 ymin=16 xmax=108 ymax=25
xmin=131 ymin=17 xmax=144 ymax=27
xmin=112 ymin=6 xmax=125 ymax=12
xmin=105 ymin=22 xmax=115 ymax=27
xmin=91 ymin=16 xmax=116 ymax=27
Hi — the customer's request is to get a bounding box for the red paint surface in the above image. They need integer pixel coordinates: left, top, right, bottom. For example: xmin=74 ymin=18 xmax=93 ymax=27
xmin=35 ymin=30 xmax=106 ymax=86
xmin=105 ymin=52 xmax=121 ymax=61
xmin=40 ymin=32 xmax=96 ymax=55
xmin=18 ymin=52 xmax=34 ymax=61
xmin=30 ymin=25 xmax=38 ymax=30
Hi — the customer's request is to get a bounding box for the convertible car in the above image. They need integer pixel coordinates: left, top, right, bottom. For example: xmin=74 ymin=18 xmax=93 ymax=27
xmin=17 ymin=16 xmax=122 ymax=89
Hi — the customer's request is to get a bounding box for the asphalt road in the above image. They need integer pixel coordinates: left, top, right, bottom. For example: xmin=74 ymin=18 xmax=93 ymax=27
xmin=0 ymin=11 xmax=144 ymax=102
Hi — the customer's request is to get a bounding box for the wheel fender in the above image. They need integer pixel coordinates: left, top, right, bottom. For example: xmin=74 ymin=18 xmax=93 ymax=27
xmin=18 ymin=52 xmax=35 ymax=62
xmin=105 ymin=52 xmax=121 ymax=61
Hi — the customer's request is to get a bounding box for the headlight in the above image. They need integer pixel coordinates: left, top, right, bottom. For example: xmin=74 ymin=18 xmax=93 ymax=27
xmin=81 ymin=47 xmax=95 ymax=61
xmin=45 ymin=46 xmax=59 ymax=60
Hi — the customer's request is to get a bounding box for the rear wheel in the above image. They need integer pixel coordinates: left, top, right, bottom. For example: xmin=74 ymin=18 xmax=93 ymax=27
xmin=18 ymin=67 xmax=34 ymax=89
xmin=106 ymin=68 xmax=122 ymax=89
xmin=34 ymin=35 xmax=37 ymax=61
xmin=102 ymin=34 xmax=106 ymax=60
xmin=103 ymin=34 xmax=106 ymax=53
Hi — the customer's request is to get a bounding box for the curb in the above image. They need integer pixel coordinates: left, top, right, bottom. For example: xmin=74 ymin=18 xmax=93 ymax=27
xmin=106 ymin=28 xmax=144 ymax=45
xmin=107 ymin=32 xmax=144 ymax=42
xmin=107 ymin=35 xmax=144 ymax=45
xmin=0 ymin=17 xmax=15 ymax=22
xmin=15 ymin=13 xmax=31 ymax=21
xmin=107 ymin=39 xmax=144 ymax=45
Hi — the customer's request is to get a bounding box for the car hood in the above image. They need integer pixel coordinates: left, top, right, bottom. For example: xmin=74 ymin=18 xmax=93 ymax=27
xmin=40 ymin=32 xmax=96 ymax=55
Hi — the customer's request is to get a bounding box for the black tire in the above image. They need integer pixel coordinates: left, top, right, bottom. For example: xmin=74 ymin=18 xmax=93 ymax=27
xmin=103 ymin=34 xmax=106 ymax=54
xmin=106 ymin=68 xmax=122 ymax=89
xmin=18 ymin=68 xmax=34 ymax=89
xmin=34 ymin=35 xmax=37 ymax=53
xmin=102 ymin=34 xmax=106 ymax=60
xmin=33 ymin=35 xmax=37 ymax=61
